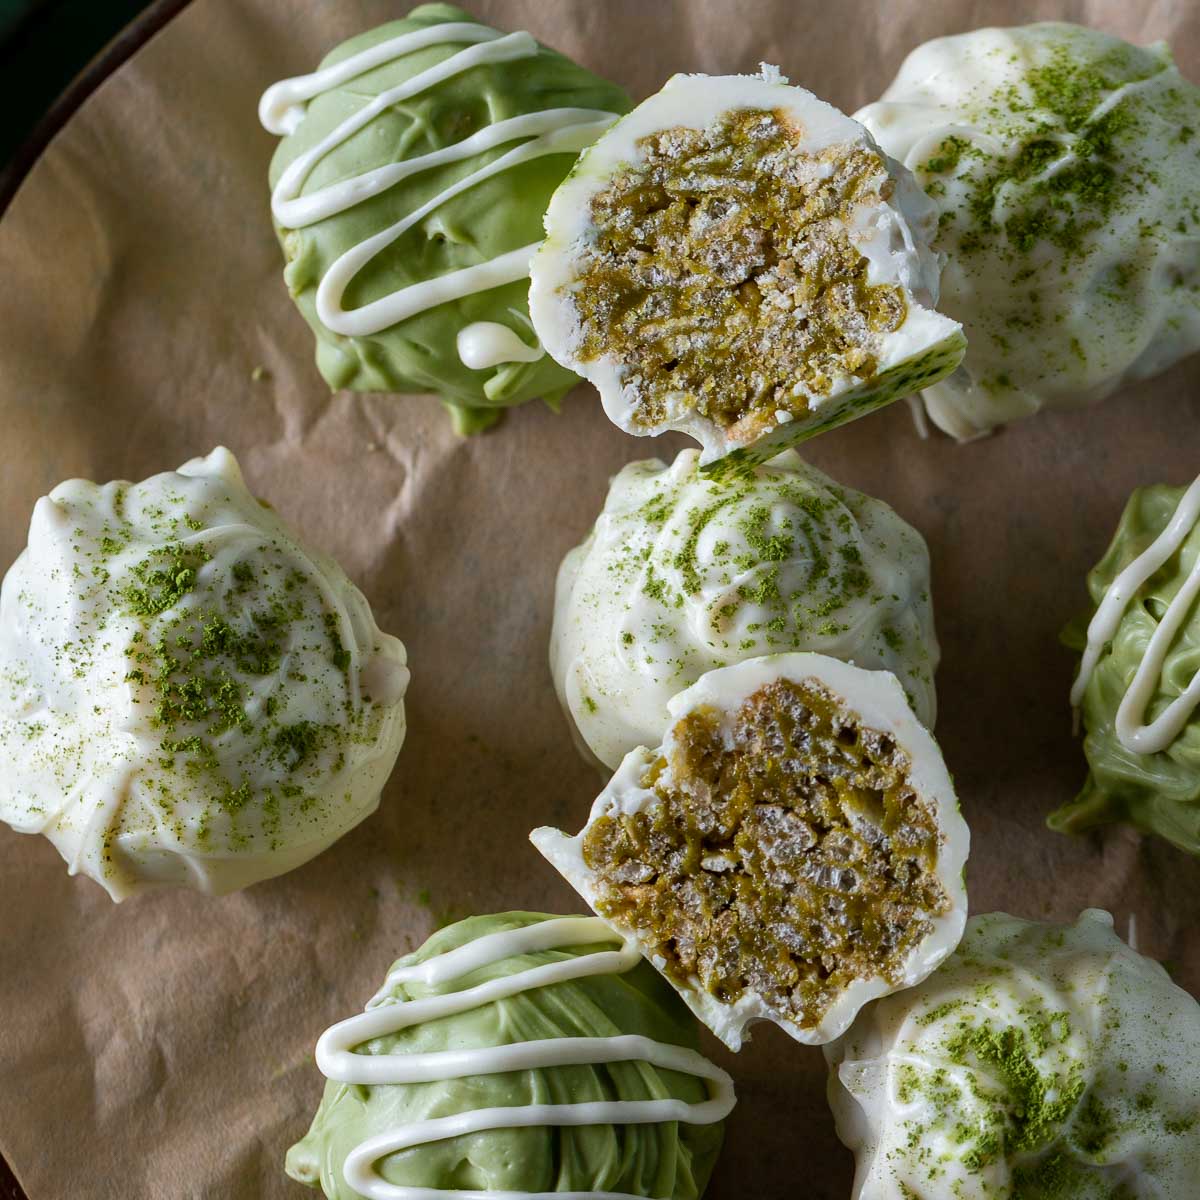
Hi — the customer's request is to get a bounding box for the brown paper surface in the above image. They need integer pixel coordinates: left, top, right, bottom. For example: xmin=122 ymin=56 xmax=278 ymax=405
xmin=0 ymin=1 xmax=1198 ymax=1196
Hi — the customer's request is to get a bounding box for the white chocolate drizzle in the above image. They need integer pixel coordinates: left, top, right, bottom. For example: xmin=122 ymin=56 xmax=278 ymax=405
xmin=315 ymin=916 xmax=735 ymax=1199
xmin=1072 ymin=473 xmax=1200 ymax=754
xmin=457 ymin=321 xmax=545 ymax=371
xmin=260 ymin=23 xmax=618 ymax=346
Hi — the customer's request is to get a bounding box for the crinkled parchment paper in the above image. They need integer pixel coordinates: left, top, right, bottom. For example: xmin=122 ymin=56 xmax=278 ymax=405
xmin=0 ymin=1 xmax=1198 ymax=1196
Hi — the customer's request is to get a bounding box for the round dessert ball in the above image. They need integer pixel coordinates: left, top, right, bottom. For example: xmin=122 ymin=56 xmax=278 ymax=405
xmin=857 ymin=22 xmax=1200 ymax=439
xmin=826 ymin=909 xmax=1200 ymax=1198
xmin=286 ymin=911 xmax=731 ymax=1199
xmin=551 ymin=448 xmax=939 ymax=771
xmin=260 ymin=3 xmax=630 ymax=434
xmin=534 ymin=653 xmax=969 ymax=1051
xmin=0 ymin=448 xmax=409 ymax=899
xmin=1056 ymin=473 xmax=1200 ymax=855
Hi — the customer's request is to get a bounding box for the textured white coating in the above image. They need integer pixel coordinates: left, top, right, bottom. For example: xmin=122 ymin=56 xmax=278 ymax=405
xmin=533 ymin=652 xmax=969 ymax=1051
xmin=826 ymin=909 xmax=1200 ymax=1198
xmin=0 ymin=448 xmax=409 ymax=899
xmin=551 ymin=448 xmax=939 ymax=770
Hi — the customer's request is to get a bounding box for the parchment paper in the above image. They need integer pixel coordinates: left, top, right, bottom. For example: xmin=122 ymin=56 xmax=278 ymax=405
xmin=0 ymin=2 xmax=1198 ymax=1197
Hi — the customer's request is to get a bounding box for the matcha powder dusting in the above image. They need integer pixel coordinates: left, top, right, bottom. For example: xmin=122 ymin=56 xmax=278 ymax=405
xmin=550 ymin=447 xmax=939 ymax=770
xmin=0 ymin=448 xmax=409 ymax=899
xmin=826 ymin=909 xmax=1200 ymax=1198
xmin=857 ymin=22 xmax=1200 ymax=439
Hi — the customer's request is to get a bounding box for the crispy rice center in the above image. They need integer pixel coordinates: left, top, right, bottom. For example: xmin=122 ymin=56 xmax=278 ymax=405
xmin=573 ymin=108 xmax=907 ymax=438
xmin=581 ymin=678 xmax=949 ymax=1029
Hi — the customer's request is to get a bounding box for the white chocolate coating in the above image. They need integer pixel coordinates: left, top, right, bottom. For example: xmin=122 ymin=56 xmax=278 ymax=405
xmin=857 ymin=23 xmax=1200 ymax=439
xmin=530 ymin=70 xmax=962 ymax=464
xmin=551 ymin=449 xmax=938 ymax=771
xmin=1072 ymin=471 xmax=1200 ymax=755
xmin=826 ymin=909 xmax=1200 ymax=1198
xmin=0 ymin=448 xmax=409 ymax=899
xmin=534 ymin=653 xmax=969 ymax=1051
xmin=313 ymin=916 xmax=734 ymax=1199
xmin=261 ymin=22 xmax=618 ymax=357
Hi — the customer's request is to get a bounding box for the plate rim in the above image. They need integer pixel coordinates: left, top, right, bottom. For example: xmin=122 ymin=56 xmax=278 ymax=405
xmin=0 ymin=0 xmax=194 ymax=216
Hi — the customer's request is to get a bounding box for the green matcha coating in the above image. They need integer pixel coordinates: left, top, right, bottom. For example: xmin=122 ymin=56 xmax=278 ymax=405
xmin=285 ymin=912 xmax=723 ymax=1199
xmin=268 ymin=4 xmax=630 ymax=431
xmin=1053 ymin=481 xmax=1200 ymax=855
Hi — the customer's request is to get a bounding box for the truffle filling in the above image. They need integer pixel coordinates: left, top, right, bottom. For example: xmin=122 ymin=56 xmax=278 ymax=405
xmin=573 ymin=108 xmax=908 ymax=440
xmin=581 ymin=678 xmax=949 ymax=1029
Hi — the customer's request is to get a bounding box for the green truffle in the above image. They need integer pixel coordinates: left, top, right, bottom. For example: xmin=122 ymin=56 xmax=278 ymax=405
xmin=285 ymin=912 xmax=724 ymax=1198
xmin=266 ymin=4 xmax=630 ymax=433
xmin=1054 ymin=482 xmax=1200 ymax=854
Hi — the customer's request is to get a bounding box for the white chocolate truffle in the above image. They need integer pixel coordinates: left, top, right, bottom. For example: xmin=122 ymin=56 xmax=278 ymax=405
xmin=857 ymin=23 xmax=1200 ymax=439
xmin=826 ymin=909 xmax=1200 ymax=1198
xmin=552 ymin=448 xmax=938 ymax=771
xmin=530 ymin=70 xmax=965 ymax=471
xmin=533 ymin=653 xmax=969 ymax=1051
xmin=0 ymin=448 xmax=409 ymax=900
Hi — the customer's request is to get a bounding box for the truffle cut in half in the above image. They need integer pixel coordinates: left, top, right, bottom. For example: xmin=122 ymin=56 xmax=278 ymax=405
xmin=532 ymin=653 xmax=969 ymax=1050
xmin=529 ymin=70 xmax=965 ymax=474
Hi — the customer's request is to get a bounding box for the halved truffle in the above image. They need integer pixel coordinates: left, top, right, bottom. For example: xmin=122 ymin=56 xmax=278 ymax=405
xmin=530 ymin=70 xmax=965 ymax=472
xmin=533 ymin=653 xmax=969 ymax=1049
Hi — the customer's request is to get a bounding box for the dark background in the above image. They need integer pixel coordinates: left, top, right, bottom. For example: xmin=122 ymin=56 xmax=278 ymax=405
xmin=0 ymin=11 xmax=161 ymax=1200
xmin=0 ymin=0 xmax=161 ymax=206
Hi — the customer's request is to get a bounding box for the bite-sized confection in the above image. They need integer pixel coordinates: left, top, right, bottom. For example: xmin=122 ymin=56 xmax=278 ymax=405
xmin=286 ymin=911 xmax=732 ymax=1199
xmin=1054 ymin=472 xmax=1200 ymax=855
xmin=826 ymin=909 xmax=1200 ymax=1198
xmin=529 ymin=70 xmax=965 ymax=473
xmin=533 ymin=653 xmax=968 ymax=1051
xmin=857 ymin=23 xmax=1200 ymax=440
xmin=0 ymin=448 xmax=409 ymax=899
xmin=260 ymin=3 xmax=629 ymax=434
xmin=552 ymin=448 xmax=938 ymax=771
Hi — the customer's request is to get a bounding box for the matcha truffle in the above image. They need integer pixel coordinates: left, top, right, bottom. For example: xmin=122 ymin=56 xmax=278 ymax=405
xmin=826 ymin=909 xmax=1200 ymax=1198
xmin=0 ymin=448 xmax=409 ymax=899
xmin=1055 ymin=472 xmax=1200 ymax=855
xmin=857 ymin=23 xmax=1200 ymax=439
xmin=260 ymin=4 xmax=629 ymax=434
xmin=533 ymin=653 xmax=969 ymax=1050
xmin=529 ymin=69 xmax=965 ymax=472
xmin=286 ymin=911 xmax=732 ymax=1199
xmin=552 ymin=448 xmax=939 ymax=771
